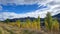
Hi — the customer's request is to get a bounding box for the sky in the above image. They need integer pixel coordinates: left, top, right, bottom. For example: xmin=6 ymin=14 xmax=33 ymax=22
xmin=0 ymin=0 xmax=60 ymax=21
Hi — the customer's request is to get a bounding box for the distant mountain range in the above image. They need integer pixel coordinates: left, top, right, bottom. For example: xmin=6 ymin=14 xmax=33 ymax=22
xmin=4 ymin=13 xmax=60 ymax=22
xmin=53 ymin=13 xmax=60 ymax=18
xmin=53 ymin=13 xmax=60 ymax=22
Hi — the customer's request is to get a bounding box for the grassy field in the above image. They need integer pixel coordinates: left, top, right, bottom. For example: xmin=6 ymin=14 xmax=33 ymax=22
xmin=0 ymin=22 xmax=59 ymax=34
xmin=0 ymin=22 xmax=43 ymax=34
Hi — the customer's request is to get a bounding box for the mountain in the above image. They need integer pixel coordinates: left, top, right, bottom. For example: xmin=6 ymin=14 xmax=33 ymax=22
xmin=53 ymin=13 xmax=60 ymax=22
xmin=53 ymin=13 xmax=60 ymax=18
xmin=6 ymin=17 xmax=44 ymax=22
xmin=4 ymin=13 xmax=60 ymax=22
xmin=8 ymin=17 xmax=36 ymax=22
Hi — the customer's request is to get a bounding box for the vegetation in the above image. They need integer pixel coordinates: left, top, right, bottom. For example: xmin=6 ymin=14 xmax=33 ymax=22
xmin=16 ymin=20 xmax=21 ymax=28
xmin=45 ymin=12 xmax=59 ymax=32
xmin=5 ymin=19 xmax=10 ymax=23
xmin=0 ymin=12 xmax=60 ymax=34
xmin=52 ymin=19 xmax=59 ymax=31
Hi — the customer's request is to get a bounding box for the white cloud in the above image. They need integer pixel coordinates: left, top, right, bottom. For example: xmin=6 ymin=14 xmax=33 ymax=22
xmin=0 ymin=0 xmax=37 ymax=5
xmin=0 ymin=0 xmax=59 ymax=5
xmin=0 ymin=12 xmax=29 ymax=21
xmin=0 ymin=0 xmax=53 ymax=5
xmin=0 ymin=0 xmax=60 ymax=21
xmin=23 ymin=0 xmax=60 ymax=18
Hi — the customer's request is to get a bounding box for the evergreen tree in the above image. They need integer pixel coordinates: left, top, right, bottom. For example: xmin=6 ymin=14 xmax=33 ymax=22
xmin=5 ymin=19 xmax=10 ymax=23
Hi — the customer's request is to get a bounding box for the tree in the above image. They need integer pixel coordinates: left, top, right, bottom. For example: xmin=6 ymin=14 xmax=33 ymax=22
xmin=5 ymin=19 xmax=10 ymax=23
xmin=52 ymin=19 xmax=59 ymax=31
xmin=16 ymin=20 xmax=21 ymax=28
xmin=32 ymin=19 xmax=37 ymax=30
xmin=25 ymin=19 xmax=31 ymax=29
xmin=45 ymin=12 xmax=53 ymax=31
xmin=21 ymin=22 xmax=26 ymax=28
xmin=45 ymin=18 xmax=49 ymax=31
xmin=36 ymin=16 xmax=41 ymax=30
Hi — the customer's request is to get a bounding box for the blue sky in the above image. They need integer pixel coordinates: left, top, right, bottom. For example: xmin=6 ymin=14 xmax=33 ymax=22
xmin=1 ymin=3 xmax=47 ymax=14
xmin=0 ymin=0 xmax=60 ymax=21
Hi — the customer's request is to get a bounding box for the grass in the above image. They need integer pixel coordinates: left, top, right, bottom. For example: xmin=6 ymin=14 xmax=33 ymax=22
xmin=0 ymin=22 xmax=59 ymax=34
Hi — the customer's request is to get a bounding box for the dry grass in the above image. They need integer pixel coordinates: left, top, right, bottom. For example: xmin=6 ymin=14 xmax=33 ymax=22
xmin=0 ymin=22 xmax=59 ymax=34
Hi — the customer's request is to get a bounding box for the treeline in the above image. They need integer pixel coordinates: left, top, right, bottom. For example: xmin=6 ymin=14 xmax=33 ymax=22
xmin=4 ymin=12 xmax=60 ymax=32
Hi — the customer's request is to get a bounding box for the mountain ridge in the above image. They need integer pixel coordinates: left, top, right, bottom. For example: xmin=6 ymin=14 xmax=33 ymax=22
xmin=3 ymin=13 xmax=60 ymax=22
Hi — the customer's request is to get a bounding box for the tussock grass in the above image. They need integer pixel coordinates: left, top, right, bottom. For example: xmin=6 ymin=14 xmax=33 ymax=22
xmin=0 ymin=23 xmax=44 ymax=34
xmin=0 ymin=22 xmax=59 ymax=34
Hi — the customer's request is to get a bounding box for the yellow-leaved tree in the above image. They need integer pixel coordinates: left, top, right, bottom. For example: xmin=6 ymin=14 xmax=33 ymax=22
xmin=16 ymin=20 xmax=21 ymax=28
xmin=52 ymin=19 xmax=59 ymax=32
xmin=45 ymin=12 xmax=53 ymax=31
xmin=32 ymin=19 xmax=37 ymax=30
xmin=25 ymin=19 xmax=31 ymax=29
xmin=36 ymin=16 xmax=41 ymax=30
